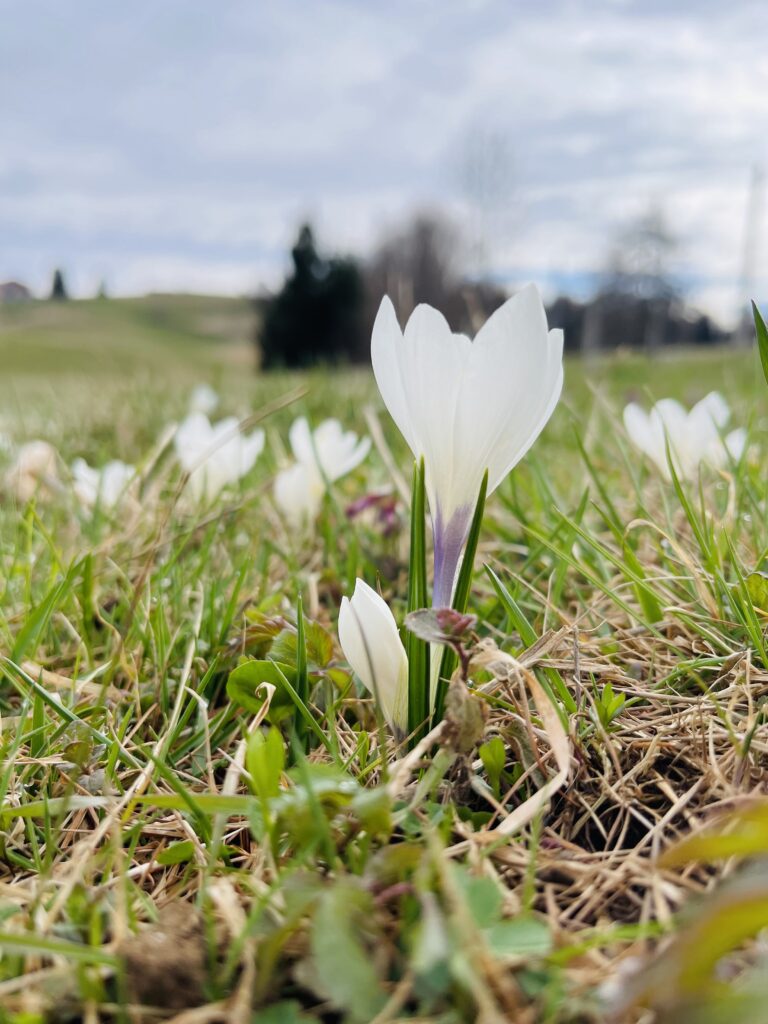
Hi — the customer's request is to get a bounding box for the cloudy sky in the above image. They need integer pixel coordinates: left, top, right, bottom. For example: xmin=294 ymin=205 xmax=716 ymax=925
xmin=2 ymin=0 xmax=767 ymax=323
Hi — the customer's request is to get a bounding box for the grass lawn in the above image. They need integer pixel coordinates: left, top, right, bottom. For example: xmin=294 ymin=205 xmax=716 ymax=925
xmin=0 ymin=296 xmax=766 ymax=1022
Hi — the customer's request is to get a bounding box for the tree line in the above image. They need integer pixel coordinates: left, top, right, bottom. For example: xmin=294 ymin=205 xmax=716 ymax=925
xmin=256 ymin=212 xmax=729 ymax=368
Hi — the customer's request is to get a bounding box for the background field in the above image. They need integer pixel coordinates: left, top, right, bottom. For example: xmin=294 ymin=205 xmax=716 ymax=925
xmin=1 ymin=293 xmax=761 ymax=434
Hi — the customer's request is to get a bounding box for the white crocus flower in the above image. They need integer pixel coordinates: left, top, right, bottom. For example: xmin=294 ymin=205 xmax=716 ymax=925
xmin=338 ymin=578 xmax=409 ymax=735
xmin=5 ymin=441 xmax=60 ymax=502
xmin=273 ymin=417 xmax=370 ymax=528
xmin=189 ymin=384 xmax=219 ymax=416
xmin=623 ymin=392 xmax=745 ymax=480
xmin=72 ymin=458 xmax=136 ymax=512
xmin=371 ymin=284 xmax=563 ymax=607
xmin=174 ymin=412 xmax=265 ymax=503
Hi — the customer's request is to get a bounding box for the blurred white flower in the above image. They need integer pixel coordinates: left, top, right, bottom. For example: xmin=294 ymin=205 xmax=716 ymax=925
xmin=371 ymin=284 xmax=563 ymax=606
xmin=273 ymin=417 xmax=370 ymax=528
xmin=274 ymin=461 xmax=324 ymax=527
xmin=72 ymin=458 xmax=136 ymax=512
xmin=338 ymin=578 xmax=408 ymax=735
xmin=189 ymin=384 xmax=219 ymax=416
xmin=174 ymin=412 xmax=265 ymax=503
xmin=5 ymin=441 xmax=60 ymax=502
xmin=623 ymin=392 xmax=745 ymax=480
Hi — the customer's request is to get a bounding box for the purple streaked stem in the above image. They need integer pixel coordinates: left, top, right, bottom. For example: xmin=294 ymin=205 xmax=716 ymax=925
xmin=431 ymin=504 xmax=474 ymax=608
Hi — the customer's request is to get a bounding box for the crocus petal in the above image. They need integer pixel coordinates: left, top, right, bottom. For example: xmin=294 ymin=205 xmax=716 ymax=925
xmin=6 ymin=441 xmax=59 ymax=502
xmin=288 ymin=417 xmax=315 ymax=466
xmin=373 ymin=286 xmax=562 ymax=520
xmin=338 ymin=579 xmax=409 ymax=734
xmin=464 ymin=284 xmax=564 ymax=497
xmin=432 ymin=504 xmax=475 ymax=609
xmin=100 ymin=461 xmax=137 ymax=507
xmin=289 ymin=416 xmax=370 ymax=482
xmin=624 ymin=393 xmax=744 ymax=480
xmin=238 ymin=429 xmax=266 ymax=476
xmin=371 ymin=297 xmax=419 ymax=457
xmin=72 ymin=458 xmax=135 ymax=511
xmin=312 ymin=419 xmax=371 ymax=480
xmin=189 ymin=384 xmax=219 ymax=416
xmin=175 ymin=413 xmax=263 ymax=502
xmin=174 ymin=413 xmax=215 ymax=470
xmin=273 ymin=462 xmax=324 ymax=528
xmin=650 ymin=399 xmax=691 ymax=477
xmin=724 ymin=427 xmax=747 ymax=462
xmin=651 ymin=399 xmax=689 ymax=437
xmin=623 ymin=404 xmax=656 ymax=460
xmin=72 ymin=458 xmax=100 ymax=508
xmin=691 ymin=391 xmax=730 ymax=432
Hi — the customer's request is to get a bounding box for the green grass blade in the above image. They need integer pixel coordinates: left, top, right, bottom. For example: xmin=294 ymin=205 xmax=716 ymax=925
xmin=752 ymin=300 xmax=768 ymax=386
xmin=406 ymin=459 xmax=430 ymax=741
xmin=484 ymin=564 xmax=576 ymax=717
xmin=295 ymin=594 xmax=309 ymax=751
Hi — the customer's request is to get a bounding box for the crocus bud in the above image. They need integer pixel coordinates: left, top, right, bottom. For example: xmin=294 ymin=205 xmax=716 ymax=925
xmin=338 ymin=578 xmax=409 ymax=735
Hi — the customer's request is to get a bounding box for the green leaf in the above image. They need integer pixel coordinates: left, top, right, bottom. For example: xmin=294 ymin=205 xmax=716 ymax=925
xmin=226 ymin=660 xmax=297 ymax=722
xmin=412 ymin=892 xmax=451 ymax=992
xmin=12 ymin=562 xmax=80 ymax=662
xmin=0 ymin=930 xmax=118 ymax=966
xmin=246 ymin=726 xmax=285 ymax=803
xmin=753 ymin=300 xmax=768 ymax=387
xmin=662 ymin=802 xmax=768 ymax=866
xmin=485 ymin=917 xmax=552 ymax=958
xmin=746 ymin=571 xmax=768 ymax=612
xmin=309 ymin=883 xmax=386 ymax=1022
xmin=253 ymin=1003 xmax=314 ymax=1024
xmin=479 ymin=736 xmax=506 ymax=796
xmin=632 ymin=876 xmax=768 ymax=1003
xmin=453 ymin=867 xmax=502 ymax=929
xmin=349 ymin=786 xmax=392 ymax=837
xmin=156 ymin=839 xmax=195 ymax=865
xmin=406 ymin=459 xmax=430 ymax=742
xmin=271 ymin=620 xmax=334 ymax=671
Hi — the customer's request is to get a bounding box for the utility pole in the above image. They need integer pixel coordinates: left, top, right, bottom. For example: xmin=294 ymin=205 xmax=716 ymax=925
xmin=735 ymin=163 xmax=765 ymax=345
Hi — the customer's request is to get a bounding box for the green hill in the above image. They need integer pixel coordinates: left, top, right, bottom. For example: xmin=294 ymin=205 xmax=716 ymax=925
xmin=0 ymin=293 xmax=255 ymax=379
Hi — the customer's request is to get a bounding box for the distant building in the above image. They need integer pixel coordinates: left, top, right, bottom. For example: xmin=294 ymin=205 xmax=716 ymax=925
xmin=0 ymin=281 xmax=32 ymax=303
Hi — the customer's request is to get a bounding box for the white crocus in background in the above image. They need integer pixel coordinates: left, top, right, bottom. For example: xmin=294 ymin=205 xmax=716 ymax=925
xmin=174 ymin=412 xmax=265 ymax=503
xmin=189 ymin=383 xmax=219 ymax=416
xmin=273 ymin=417 xmax=370 ymax=528
xmin=623 ymin=392 xmax=746 ymax=481
xmin=5 ymin=441 xmax=60 ymax=502
xmin=372 ymin=284 xmax=563 ymax=607
xmin=338 ymin=578 xmax=409 ymax=735
xmin=72 ymin=458 xmax=137 ymax=512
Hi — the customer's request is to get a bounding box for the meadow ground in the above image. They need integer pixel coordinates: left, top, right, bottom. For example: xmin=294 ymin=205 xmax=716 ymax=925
xmin=1 ymin=297 xmax=767 ymax=1023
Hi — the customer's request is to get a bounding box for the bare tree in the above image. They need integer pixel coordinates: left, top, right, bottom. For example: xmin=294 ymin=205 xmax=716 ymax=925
xmin=596 ymin=206 xmax=680 ymax=352
xmin=366 ymin=211 xmax=465 ymax=324
xmin=364 ymin=210 xmax=506 ymax=335
xmin=735 ymin=163 xmax=765 ymax=346
xmin=457 ymin=126 xmax=516 ymax=278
